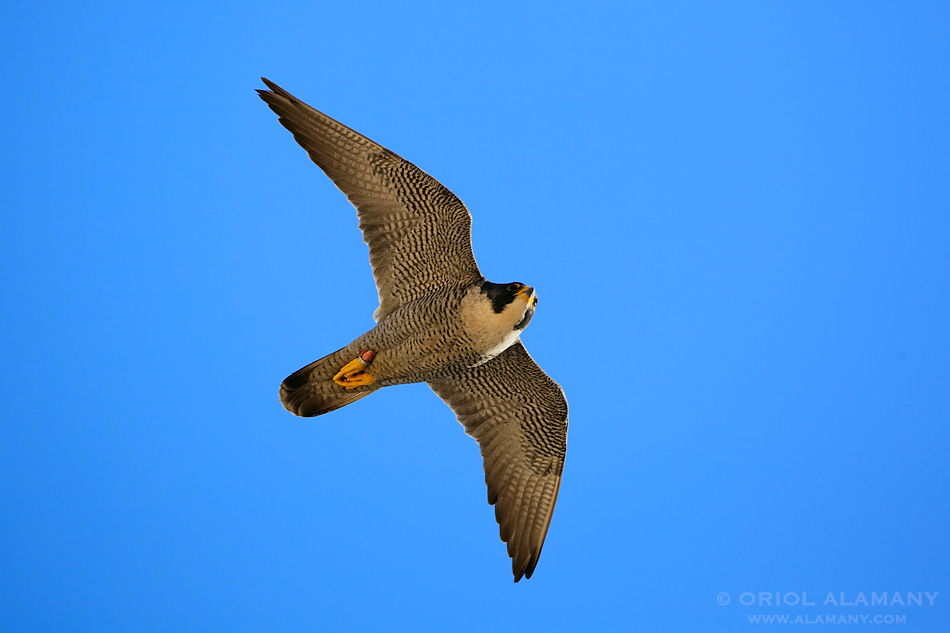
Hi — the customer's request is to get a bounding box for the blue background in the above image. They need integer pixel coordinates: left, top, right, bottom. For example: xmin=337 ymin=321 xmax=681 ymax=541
xmin=2 ymin=2 xmax=948 ymax=631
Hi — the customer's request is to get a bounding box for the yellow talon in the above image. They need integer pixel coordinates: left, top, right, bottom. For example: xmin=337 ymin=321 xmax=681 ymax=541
xmin=333 ymin=350 xmax=377 ymax=388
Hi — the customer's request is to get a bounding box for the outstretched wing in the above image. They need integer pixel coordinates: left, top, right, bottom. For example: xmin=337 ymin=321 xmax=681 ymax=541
xmin=258 ymin=78 xmax=482 ymax=321
xmin=428 ymin=342 xmax=568 ymax=581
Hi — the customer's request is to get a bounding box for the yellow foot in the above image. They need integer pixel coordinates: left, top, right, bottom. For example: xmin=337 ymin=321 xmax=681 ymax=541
xmin=333 ymin=350 xmax=377 ymax=388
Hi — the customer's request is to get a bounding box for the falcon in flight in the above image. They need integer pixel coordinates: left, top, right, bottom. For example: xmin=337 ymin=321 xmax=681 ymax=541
xmin=258 ymin=79 xmax=568 ymax=581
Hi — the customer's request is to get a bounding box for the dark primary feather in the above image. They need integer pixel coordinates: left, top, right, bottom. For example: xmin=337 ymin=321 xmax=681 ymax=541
xmin=257 ymin=78 xmax=482 ymax=322
xmin=428 ymin=342 xmax=568 ymax=582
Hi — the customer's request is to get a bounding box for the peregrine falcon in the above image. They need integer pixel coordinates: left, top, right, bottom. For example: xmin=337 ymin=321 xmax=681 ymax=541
xmin=258 ymin=79 xmax=568 ymax=582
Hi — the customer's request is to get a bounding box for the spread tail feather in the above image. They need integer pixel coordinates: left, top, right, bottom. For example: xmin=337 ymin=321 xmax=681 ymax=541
xmin=280 ymin=346 xmax=376 ymax=417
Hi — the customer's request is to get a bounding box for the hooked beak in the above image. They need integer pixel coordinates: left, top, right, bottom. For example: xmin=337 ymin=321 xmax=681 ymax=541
xmin=515 ymin=285 xmax=537 ymax=306
xmin=513 ymin=287 xmax=537 ymax=331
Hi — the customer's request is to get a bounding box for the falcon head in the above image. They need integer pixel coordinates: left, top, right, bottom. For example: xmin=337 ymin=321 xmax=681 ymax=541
xmin=460 ymin=281 xmax=539 ymax=360
xmin=482 ymin=281 xmax=538 ymax=332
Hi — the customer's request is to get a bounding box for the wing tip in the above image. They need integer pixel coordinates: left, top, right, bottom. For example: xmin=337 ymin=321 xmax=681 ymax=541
xmin=512 ymin=553 xmax=540 ymax=583
xmin=259 ymin=76 xmax=282 ymax=94
xmin=257 ymin=78 xmax=296 ymax=109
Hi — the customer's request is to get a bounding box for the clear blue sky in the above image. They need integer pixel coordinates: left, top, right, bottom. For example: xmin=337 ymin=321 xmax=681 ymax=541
xmin=2 ymin=2 xmax=948 ymax=631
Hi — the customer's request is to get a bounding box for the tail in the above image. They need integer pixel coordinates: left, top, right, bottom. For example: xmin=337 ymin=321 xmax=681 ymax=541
xmin=279 ymin=346 xmax=376 ymax=417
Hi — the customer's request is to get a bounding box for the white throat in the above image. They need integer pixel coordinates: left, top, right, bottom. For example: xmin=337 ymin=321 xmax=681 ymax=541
xmin=479 ymin=330 xmax=521 ymax=364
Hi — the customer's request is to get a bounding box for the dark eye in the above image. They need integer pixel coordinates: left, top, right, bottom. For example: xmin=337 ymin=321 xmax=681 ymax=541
xmin=507 ymin=283 xmax=520 ymax=292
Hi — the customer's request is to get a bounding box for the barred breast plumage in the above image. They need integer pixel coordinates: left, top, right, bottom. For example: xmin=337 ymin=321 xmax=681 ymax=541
xmin=259 ymin=79 xmax=568 ymax=582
